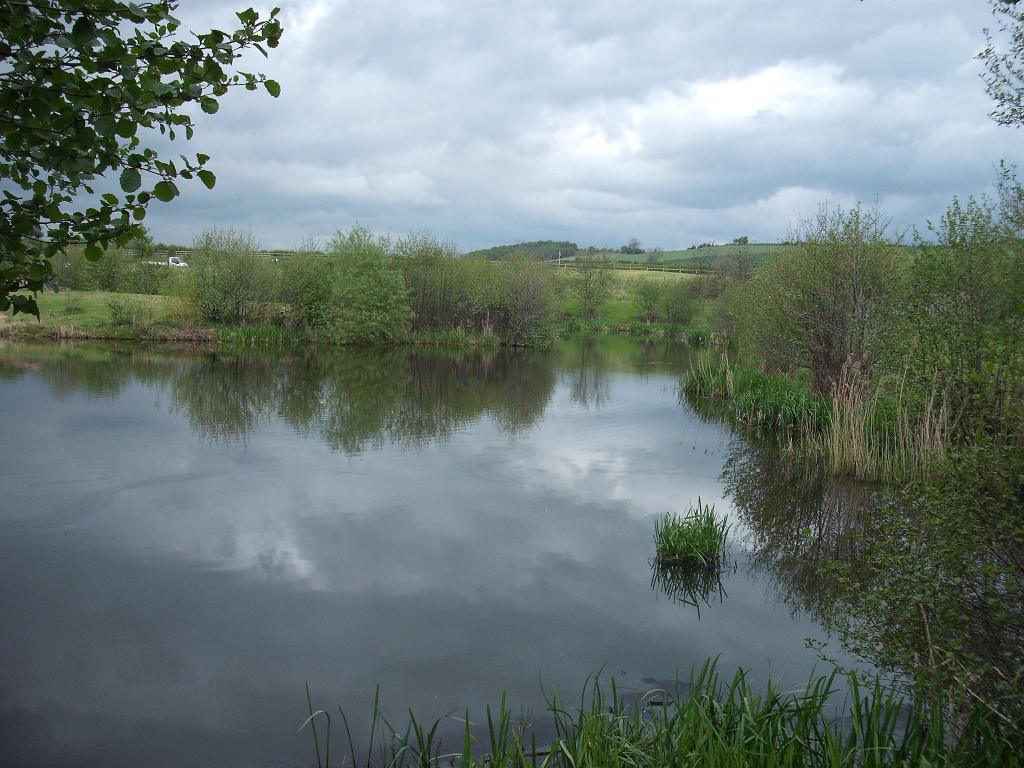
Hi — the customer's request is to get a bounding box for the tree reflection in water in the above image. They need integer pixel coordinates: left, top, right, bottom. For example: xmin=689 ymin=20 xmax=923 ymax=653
xmin=168 ymin=348 xmax=561 ymax=452
xmin=0 ymin=337 xmax=696 ymax=454
xmin=721 ymin=437 xmax=879 ymax=623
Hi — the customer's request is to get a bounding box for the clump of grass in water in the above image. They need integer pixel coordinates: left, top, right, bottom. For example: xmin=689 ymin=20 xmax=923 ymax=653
xmin=301 ymin=659 xmax=1015 ymax=767
xmin=653 ymin=498 xmax=729 ymax=569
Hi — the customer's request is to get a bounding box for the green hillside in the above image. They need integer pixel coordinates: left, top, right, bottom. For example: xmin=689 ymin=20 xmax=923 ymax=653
xmin=463 ymin=240 xmax=578 ymax=261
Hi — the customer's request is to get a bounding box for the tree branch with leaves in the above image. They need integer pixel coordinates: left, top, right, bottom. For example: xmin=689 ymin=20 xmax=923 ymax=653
xmin=0 ymin=1 xmax=283 ymax=316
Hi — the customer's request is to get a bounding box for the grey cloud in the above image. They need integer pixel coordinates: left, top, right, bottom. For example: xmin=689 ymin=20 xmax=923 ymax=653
xmin=143 ymin=0 xmax=1023 ymax=249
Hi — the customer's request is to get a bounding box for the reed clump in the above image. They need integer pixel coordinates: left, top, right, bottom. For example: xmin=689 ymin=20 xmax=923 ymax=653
xmin=805 ymin=359 xmax=950 ymax=480
xmin=653 ymin=499 xmax=729 ymax=569
xmin=682 ymin=353 xmax=950 ymax=480
xmin=683 ymin=353 xmax=826 ymax=431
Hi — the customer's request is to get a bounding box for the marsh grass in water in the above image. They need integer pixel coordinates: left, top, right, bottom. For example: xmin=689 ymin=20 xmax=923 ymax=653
xmin=301 ymin=659 xmax=1015 ymax=768
xmin=653 ymin=499 xmax=729 ymax=570
xmin=683 ymin=353 xmax=826 ymax=431
xmin=215 ymin=323 xmax=306 ymax=347
xmin=683 ymin=354 xmax=950 ymax=480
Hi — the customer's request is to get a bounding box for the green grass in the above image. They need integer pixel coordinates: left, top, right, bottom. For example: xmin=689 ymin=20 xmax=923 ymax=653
xmin=683 ymin=353 xmax=827 ymax=430
xmin=5 ymin=280 xmax=713 ymax=348
xmin=562 ymin=243 xmax=791 ymax=268
xmin=653 ymin=499 xmax=729 ymax=569
xmin=555 ymin=271 xmax=712 ymax=340
xmin=5 ymin=290 xmax=176 ymax=336
xmin=302 ymin=659 xmax=1016 ymax=768
xmin=682 ymin=354 xmax=951 ymax=480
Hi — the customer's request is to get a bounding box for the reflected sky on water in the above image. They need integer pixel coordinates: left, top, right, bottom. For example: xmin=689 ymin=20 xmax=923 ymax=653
xmin=0 ymin=338 xmax=863 ymax=768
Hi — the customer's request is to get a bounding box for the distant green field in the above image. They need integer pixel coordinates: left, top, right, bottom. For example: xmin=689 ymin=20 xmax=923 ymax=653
xmin=584 ymin=243 xmax=792 ymax=268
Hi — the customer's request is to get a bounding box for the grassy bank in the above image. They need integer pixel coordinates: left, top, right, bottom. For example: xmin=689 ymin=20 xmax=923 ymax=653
xmin=3 ymin=287 xmax=713 ymax=348
xmin=0 ymin=290 xmax=216 ymax=342
xmin=7 ymin=226 xmax=723 ymax=349
xmin=303 ymin=660 xmax=1015 ymax=768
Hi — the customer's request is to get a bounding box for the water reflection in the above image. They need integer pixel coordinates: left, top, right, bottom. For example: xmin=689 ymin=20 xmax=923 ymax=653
xmin=650 ymin=557 xmax=730 ymax=616
xmin=168 ymin=349 xmax=559 ymax=451
xmin=566 ymin=336 xmax=612 ymax=409
xmin=1 ymin=345 xmax=563 ymax=451
xmin=722 ymin=438 xmax=878 ymax=620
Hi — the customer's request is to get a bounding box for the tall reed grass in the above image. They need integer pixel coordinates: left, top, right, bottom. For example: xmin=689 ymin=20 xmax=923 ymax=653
xmin=806 ymin=360 xmax=950 ymax=480
xmin=215 ymin=324 xmax=306 ymax=348
xmin=301 ymin=659 xmax=1014 ymax=768
xmin=682 ymin=354 xmax=949 ymax=480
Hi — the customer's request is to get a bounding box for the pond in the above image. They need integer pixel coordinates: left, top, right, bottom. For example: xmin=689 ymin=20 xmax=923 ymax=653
xmin=0 ymin=337 xmax=869 ymax=767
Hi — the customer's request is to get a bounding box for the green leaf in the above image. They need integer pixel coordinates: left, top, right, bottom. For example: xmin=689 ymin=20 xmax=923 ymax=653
xmin=10 ymin=294 xmax=40 ymax=320
xmin=197 ymin=169 xmax=216 ymax=189
xmin=264 ymin=79 xmax=281 ymax=98
xmin=120 ymin=167 xmax=142 ymax=193
xmin=200 ymin=96 xmax=219 ymax=114
xmin=84 ymin=242 xmax=104 ymax=261
xmin=153 ymin=180 xmax=178 ymax=202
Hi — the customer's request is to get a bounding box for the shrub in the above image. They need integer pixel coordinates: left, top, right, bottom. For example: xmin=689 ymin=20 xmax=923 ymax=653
xmin=51 ymin=247 xmax=91 ymax=290
xmin=182 ymin=227 xmax=276 ymax=324
xmin=662 ymin=278 xmax=698 ymax=325
xmin=80 ymin=247 xmax=133 ymax=292
xmin=877 ymin=196 xmax=1024 ymax=437
xmin=280 ymin=254 xmax=335 ymax=331
xmin=568 ymin=254 xmax=615 ymax=319
xmin=62 ymin=293 xmax=83 ymax=315
xmin=632 ymin=279 xmax=663 ymax=322
xmin=107 ymin=297 xmax=153 ymax=329
xmin=121 ymin=260 xmax=171 ymax=295
xmin=394 ymin=231 xmax=463 ymax=332
xmin=326 ymin=226 xmax=411 ymax=345
xmin=825 ymin=439 xmax=1024 ymax=734
xmin=730 ymin=204 xmax=897 ymax=394
xmin=490 ymin=258 xmax=556 ymax=345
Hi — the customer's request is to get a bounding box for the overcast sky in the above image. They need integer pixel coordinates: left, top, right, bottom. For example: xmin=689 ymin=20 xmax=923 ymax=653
xmin=146 ymin=0 xmax=1023 ymax=250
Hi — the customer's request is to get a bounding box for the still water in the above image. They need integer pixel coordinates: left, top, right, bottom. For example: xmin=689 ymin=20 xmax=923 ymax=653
xmin=0 ymin=338 xmax=865 ymax=767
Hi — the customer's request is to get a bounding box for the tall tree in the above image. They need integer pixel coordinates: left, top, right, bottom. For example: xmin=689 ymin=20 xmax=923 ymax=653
xmin=0 ymin=1 xmax=283 ymax=316
xmin=570 ymin=254 xmax=615 ymax=320
xmin=980 ymin=0 xmax=1024 ymax=126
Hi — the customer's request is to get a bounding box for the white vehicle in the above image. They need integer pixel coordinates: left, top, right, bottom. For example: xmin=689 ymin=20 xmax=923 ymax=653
xmin=144 ymin=255 xmax=189 ymax=268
